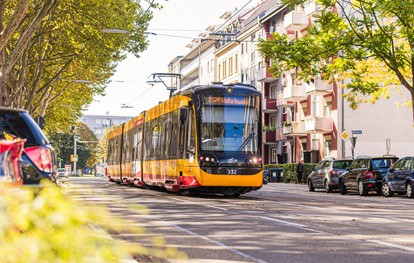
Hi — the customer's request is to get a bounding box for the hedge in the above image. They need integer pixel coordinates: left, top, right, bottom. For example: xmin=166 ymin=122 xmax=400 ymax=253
xmin=264 ymin=163 xmax=316 ymax=183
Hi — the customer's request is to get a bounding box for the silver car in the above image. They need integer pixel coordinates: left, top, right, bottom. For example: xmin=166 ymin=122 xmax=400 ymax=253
xmin=308 ymin=158 xmax=353 ymax=193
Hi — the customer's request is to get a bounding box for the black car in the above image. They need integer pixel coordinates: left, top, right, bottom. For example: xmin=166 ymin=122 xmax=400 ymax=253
xmin=382 ymin=157 xmax=414 ymax=198
xmin=0 ymin=107 xmax=57 ymax=184
xmin=339 ymin=155 xmax=398 ymax=196
xmin=308 ymin=158 xmax=353 ymax=193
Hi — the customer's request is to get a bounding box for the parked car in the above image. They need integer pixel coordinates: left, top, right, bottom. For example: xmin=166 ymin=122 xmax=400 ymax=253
xmin=0 ymin=139 xmax=26 ymax=184
xmin=339 ymin=155 xmax=398 ymax=196
xmin=57 ymin=168 xmax=69 ymax=178
xmin=308 ymin=157 xmax=353 ymax=193
xmin=0 ymin=107 xmax=57 ymax=184
xmin=382 ymin=157 xmax=414 ymax=198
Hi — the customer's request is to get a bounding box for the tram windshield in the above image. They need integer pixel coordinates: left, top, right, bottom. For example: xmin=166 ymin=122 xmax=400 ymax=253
xmin=199 ymin=95 xmax=260 ymax=153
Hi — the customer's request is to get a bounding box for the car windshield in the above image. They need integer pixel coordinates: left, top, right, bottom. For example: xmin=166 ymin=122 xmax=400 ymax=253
xmin=0 ymin=110 xmax=49 ymax=146
xmin=199 ymin=95 xmax=260 ymax=153
xmin=333 ymin=160 xmax=353 ymax=169
xmin=371 ymin=158 xmax=394 ymax=169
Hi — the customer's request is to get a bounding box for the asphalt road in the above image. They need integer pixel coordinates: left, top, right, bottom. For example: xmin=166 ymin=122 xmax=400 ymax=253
xmin=61 ymin=177 xmax=414 ymax=263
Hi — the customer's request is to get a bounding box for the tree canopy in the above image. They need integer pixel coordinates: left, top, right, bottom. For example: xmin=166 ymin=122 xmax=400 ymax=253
xmin=0 ymin=0 xmax=161 ymax=131
xmin=258 ymin=0 xmax=414 ymax=121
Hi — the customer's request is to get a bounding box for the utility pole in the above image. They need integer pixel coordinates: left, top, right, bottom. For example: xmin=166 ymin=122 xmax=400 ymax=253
xmin=71 ymin=126 xmax=77 ymax=174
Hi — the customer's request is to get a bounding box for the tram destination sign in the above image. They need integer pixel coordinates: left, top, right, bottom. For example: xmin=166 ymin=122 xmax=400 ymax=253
xmin=203 ymin=96 xmax=248 ymax=106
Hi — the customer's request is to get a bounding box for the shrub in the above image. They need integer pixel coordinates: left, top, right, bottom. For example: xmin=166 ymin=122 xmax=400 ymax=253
xmin=0 ymin=182 xmax=185 ymax=262
xmin=264 ymin=163 xmax=316 ymax=183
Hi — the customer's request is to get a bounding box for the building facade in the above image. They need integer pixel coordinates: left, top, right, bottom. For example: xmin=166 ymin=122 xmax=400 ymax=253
xmin=167 ymin=0 xmax=414 ymax=164
xmin=80 ymin=115 xmax=133 ymax=139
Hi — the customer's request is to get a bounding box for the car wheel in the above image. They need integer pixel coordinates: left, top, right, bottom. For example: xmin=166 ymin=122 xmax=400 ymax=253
xmin=407 ymin=183 xmax=414 ymax=198
xmin=358 ymin=180 xmax=368 ymax=196
xmin=382 ymin=182 xmax=394 ymax=197
xmin=324 ymin=180 xmax=333 ymax=193
xmin=339 ymin=180 xmax=347 ymax=195
xmin=308 ymin=180 xmax=315 ymax=192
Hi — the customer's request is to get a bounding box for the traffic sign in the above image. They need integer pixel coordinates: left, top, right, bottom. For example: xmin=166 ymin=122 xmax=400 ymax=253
xmin=70 ymin=154 xmax=78 ymax=162
xmin=352 ymin=130 xmax=362 ymax=135
xmin=340 ymin=130 xmax=350 ymax=141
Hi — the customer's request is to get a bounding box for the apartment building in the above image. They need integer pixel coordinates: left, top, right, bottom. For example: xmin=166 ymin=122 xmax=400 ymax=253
xmin=168 ymin=0 xmax=414 ymax=164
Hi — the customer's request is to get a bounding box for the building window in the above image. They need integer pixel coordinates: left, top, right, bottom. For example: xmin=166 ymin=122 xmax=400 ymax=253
xmin=223 ymin=60 xmax=227 ymax=78
xmin=324 ymin=140 xmax=332 ymax=157
xmin=229 ymin=56 xmax=233 ymax=75
xmin=218 ymin=64 xmax=221 ymax=80
xmin=96 ymin=119 xmax=102 ymax=124
xmin=241 ymin=43 xmax=245 ymax=55
xmin=271 ymin=148 xmax=277 ymax=163
xmin=235 ymin=54 xmax=238 ymax=72
xmin=324 ymin=102 xmax=332 ymax=117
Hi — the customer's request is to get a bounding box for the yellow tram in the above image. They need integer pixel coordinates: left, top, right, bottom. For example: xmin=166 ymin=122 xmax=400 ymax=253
xmin=107 ymin=83 xmax=263 ymax=196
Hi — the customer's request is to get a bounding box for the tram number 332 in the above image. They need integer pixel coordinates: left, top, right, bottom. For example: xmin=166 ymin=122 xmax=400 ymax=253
xmin=227 ymin=169 xmax=238 ymax=175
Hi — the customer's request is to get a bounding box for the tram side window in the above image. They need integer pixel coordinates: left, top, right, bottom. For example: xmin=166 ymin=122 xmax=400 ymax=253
xmin=169 ymin=110 xmax=179 ymax=159
xmin=187 ymin=108 xmax=195 ymax=155
xmin=144 ymin=121 xmax=152 ymax=160
xmin=152 ymin=120 xmax=159 ymax=159
xmin=107 ymin=138 xmax=113 ymax=164
xmin=122 ymin=130 xmax=129 ymax=164
xmin=164 ymin=117 xmax=172 ymax=159
xmin=158 ymin=115 xmax=165 ymax=159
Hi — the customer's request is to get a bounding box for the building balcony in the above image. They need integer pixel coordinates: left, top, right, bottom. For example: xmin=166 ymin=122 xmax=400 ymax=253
xmin=284 ymin=85 xmax=307 ymax=101
xmin=276 ymin=92 xmax=293 ymax=107
xmin=304 ymin=117 xmax=333 ymax=133
xmin=304 ymin=1 xmax=333 ymax=17
xmin=257 ymin=67 xmax=277 ymax=83
xmin=284 ymin=11 xmax=308 ymax=31
xmin=305 ymin=78 xmax=333 ymax=95
xmin=263 ymin=130 xmax=277 ymax=144
xmin=275 ymin=127 xmax=285 ymax=141
xmin=282 ymin=121 xmax=307 ymax=136
xmin=276 ymin=22 xmax=296 ymax=41
xmin=263 ymin=98 xmax=277 ymax=113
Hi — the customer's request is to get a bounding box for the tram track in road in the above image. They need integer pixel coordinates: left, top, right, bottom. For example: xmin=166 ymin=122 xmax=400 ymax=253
xmin=64 ymin=177 xmax=414 ymax=262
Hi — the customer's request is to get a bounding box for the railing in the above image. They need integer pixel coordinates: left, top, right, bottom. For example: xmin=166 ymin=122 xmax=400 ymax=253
xmin=304 ymin=117 xmax=333 ymax=133
xmin=284 ymin=85 xmax=307 ymax=101
xmin=263 ymin=131 xmax=276 ymax=144
xmin=284 ymin=11 xmax=308 ymax=31
xmin=305 ymin=78 xmax=333 ymax=95
xmin=282 ymin=121 xmax=306 ymax=136
xmin=263 ymin=98 xmax=277 ymax=111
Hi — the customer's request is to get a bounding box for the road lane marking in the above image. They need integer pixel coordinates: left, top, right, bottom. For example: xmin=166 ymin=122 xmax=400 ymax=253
xmin=172 ymin=224 xmax=269 ymax=263
xmin=366 ymin=240 xmax=414 ymax=253
xmin=258 ymin=216 xmax=330 ymax=235
xmin=170 ymin=197 xmax=229 ymax=211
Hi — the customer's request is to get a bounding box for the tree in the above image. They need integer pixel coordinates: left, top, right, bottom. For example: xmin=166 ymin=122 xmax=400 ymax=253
xmin=258 ymin=0 xmax=414 ymax=121
xmin=49 ymin=122 xmax=98 ymax=171
xmin=0 ymin=0 xmax=161 ymax=130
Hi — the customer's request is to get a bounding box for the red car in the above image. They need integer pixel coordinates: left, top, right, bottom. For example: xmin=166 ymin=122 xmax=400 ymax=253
xmin=0 ymin=139 xmax=26 ymax=184
xmin=0 ymin=107 xmax=57 ymax=184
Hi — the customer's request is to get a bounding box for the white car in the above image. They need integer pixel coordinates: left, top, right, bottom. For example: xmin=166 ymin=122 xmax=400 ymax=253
xmin=57 ymin=168 xmax=69 ymax=178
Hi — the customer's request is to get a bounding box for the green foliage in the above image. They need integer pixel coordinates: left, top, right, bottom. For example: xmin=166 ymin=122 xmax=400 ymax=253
xmin=1 ymin=0 xmax=162 ymax=132
xmin=264 ymin=163 xmax=316 ymax=183
xmin=260 ymin=0 xmax=414 ymax=120
xmin=0 ymin=182 xmax=186 ymax=262
xmin=0 ymin=182 xmax=130 ymax=262
xmin=263 ymin=125 xmax=276 ymax=132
